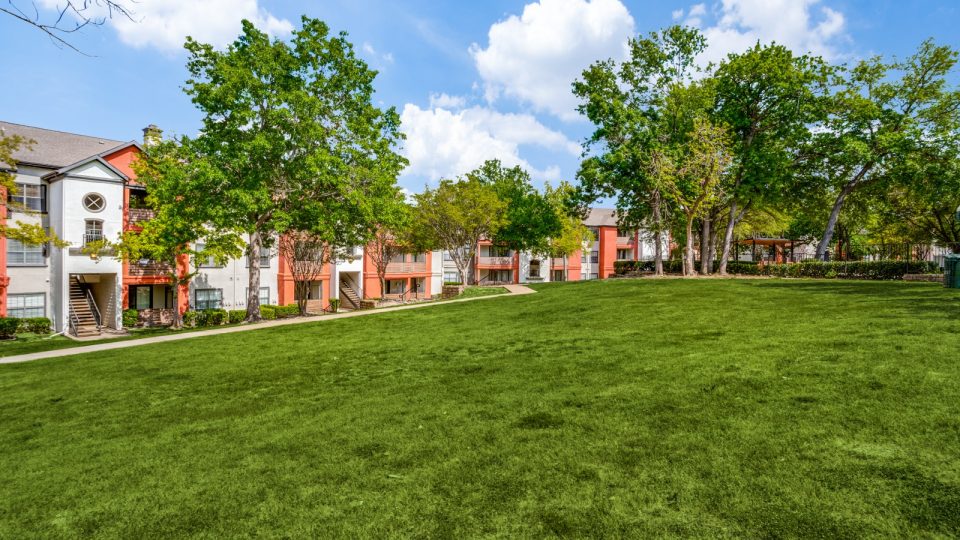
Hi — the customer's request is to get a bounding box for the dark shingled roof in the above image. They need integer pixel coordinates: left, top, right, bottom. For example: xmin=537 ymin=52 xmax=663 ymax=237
xmin=0 ymin=121 xmax=126 ymax=169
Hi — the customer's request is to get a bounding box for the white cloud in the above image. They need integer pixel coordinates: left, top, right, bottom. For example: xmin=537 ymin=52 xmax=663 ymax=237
xmin=470 ymin=0 xmax=635 ymax=121
xmin=38 ymin=0 xmax=294 ymax=52
xmin=428 ymin=93 xmax=467 ymax=110
xmin=399 ymin=103 xmax=579 ymax=183
xmin=684 ymin=0 xmax=848 ymax=65
xmin=361 ymin=41 xmax=395 ymax=64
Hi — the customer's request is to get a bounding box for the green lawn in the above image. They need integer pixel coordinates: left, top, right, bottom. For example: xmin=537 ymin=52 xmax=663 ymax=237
xmin=1 ymin=279 xmax=959 ymax=537
xmin=0 ymin=325 xmax=257 ymax=358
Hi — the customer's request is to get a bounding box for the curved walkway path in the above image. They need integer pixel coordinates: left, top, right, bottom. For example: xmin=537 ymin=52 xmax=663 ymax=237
xmin=1 ymin=284 xmax=537 ymax=365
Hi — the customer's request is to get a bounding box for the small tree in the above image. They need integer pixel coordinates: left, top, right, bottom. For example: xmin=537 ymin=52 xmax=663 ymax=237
xmin=660 ymin=118 xmax=732 ymax=275
xmin=365 ymin=196 xmax=413 ymax=303
xmin=544 ymin=181 xmax=594 ymax=280
xmin=277 ymin=232 xmax=338 ymax=316
xmin=413 ymin=176 xmax=507 ymax=286
xmin=116 ymin=139 xmax=243 ymax=328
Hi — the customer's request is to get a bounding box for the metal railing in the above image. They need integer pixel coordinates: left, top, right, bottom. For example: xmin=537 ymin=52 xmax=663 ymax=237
xmin=68 ymin=307 xmax=79 ymax=337
xmin=84 ymin=288 xmax=102 ymax=329
xmin=477 ymin=256 xmax=513 ymax=266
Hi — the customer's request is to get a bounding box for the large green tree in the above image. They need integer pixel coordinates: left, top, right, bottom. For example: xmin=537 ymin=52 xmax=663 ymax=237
xmin=809 ymin=40 xmax=960 ymax=259
xmin=544 ymin=181 xmax=594 ymax=280
xmin=469 ymin=160 xmax=562 ymax=256
xmin=574 ymin=26 xmax=707 ymax=276
xmin=181 ymin=17 xmax=406 ymax=321
xmin=712 ymin=43 xmax=831 ymax=274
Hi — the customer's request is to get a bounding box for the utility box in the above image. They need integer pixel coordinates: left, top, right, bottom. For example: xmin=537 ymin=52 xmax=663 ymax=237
xmin=945 ymin=254 xmax=960 ymax=289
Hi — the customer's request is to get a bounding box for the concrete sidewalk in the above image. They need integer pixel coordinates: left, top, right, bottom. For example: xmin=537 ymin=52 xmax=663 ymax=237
xmin=0 ymin=285 xmax=537 ymax=364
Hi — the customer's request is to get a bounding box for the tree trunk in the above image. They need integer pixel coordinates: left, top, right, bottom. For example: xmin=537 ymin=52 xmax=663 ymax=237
xmin=246 ymin=231 xmax=263 ymax=322
xmin=379 ymin=271 xmax=387 ymax=304
xmin=652 ymin=192 xmax=664 ymax=276
xmin=295 ymin=280 xmax=308 ymax=316
xmin=718 ymin=199 xmax=754 ymax=275
xmin=816 ymin=183 xmax=856 ymax=261
xmin=684 ymin=215 xmax=697 ymax=276
xmin=171 ymin=274 xmax=182 ymax=329
xmin=700 ymin=215 xmax=711 ymax=275
xmin=708 ymin=212 xmax=721 ymax=271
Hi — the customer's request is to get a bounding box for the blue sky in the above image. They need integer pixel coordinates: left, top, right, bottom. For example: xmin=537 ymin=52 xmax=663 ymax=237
xmin=1 ymin=0 xmax=958 ymax=194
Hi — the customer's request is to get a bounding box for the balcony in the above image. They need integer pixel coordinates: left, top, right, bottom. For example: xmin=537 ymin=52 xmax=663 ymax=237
xmin=616 ymin=235 xmax=635 ymax=247
xmin=127 ymin=260 xmax=173 ymax=278
xmin=385 ymin=261 xmax=428 ymax=274
xmin=477 ymin=256 xmax=514 ymax=268
xmin=128 ymin=208 xmax=155 ymax=225
xmin=550 ymin=257 xmax=567 ymax=268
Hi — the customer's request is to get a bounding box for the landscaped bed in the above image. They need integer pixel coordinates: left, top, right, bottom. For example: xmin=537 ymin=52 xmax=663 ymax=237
xmin=1 ymin=279 xmax=959 ymax=536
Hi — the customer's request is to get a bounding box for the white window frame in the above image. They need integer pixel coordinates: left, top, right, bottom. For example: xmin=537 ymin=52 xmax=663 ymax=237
xmin=8 ymin=183 xmax=45 ymax=212
xmin=7 ymin=239 xmax=45 ymax=266
xmin=245 ymin=287 xmax=270 ymax=306
xmin=194 ymin=288 xmax=222 ymax=310
xmin=8 ymin=293 xmax=45 ymax=318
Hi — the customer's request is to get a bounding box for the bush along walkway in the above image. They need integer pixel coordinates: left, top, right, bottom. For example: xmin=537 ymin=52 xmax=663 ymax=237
xmin=0 ymin=285 xmax=536 ymax=364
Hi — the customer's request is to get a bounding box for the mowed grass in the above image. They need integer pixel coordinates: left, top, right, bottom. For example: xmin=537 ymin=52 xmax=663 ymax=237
xmin=1 ymin=279 xmax=959 ymax=538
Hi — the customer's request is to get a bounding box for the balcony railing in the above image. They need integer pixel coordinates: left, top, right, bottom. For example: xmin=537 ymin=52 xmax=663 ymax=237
xmin=128 ymin=208 xmax=155 ymax=225
xmin=550 ymin=257 xmax=566 ymax=267
xmin=128 ymin=260 xmax=173 ymax=277
xmin=477 ymin=256 xmax=514 ymax=266
xmin=616 ymin=236 xmax=634 ymax=245
xmin=385 ymin=261 xmax=428 ymax=273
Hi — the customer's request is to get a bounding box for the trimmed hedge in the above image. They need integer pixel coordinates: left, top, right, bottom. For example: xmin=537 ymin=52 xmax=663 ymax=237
xmin=260 ymin=306 xmax=277 ymax=320
xmin=0 ymin=318 xmax=19 ymax=339
xmin=122 ymin=309 xmax=139 ymax=328
xmin=275 ymin=304 xmax=300 ymax=318
xmin=228 ymin=310 xmax=246 ymax=324
xmin=613 ymin=259 xmax=939 ymax=280
xmin=764 ymin=260 xmax=939 ymax=280
xmin=182 ymin=311 xmax=198 ymax=327
xmin=21 ymin=317 xmax=52 ymax=334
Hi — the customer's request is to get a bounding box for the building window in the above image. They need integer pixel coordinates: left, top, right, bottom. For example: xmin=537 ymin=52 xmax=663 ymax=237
xmin=389 ymin=252 xmax=406 ymax=263
xmin=245 ymin=287 xmax=270 ymax=306
xmin=488 ymin=246 xmax=512 ymax=258
xmin=443 ymin=251 xmax=453 ymax=262
xmin=130 ymin=285 xmax=153 ymax=310
xmin=385 ymin=280 xmax=406 ymax=294
xmin=194 ymin=243 xmax=224 ymax=268
xmin=8 ymin=183 xmax=45 ymax=212
xmin=7 ymin=239 xmax=44 ymax=266
xmin=83 ymin=193 xmax=106 ymax=213
xmin=444 ymin=271 xmax=460 ymax=283
xmin=194 ymin=289 xmax=222 ymax=310
xmin=84 ymin=220 xmax=103 ymax=246
xmin=411 ymin=253 xmax=426 ymax=263
xmin=553 ymin=270 xmax=564 ymax=282
xmin=128 ymin=189 xmax=149 ymax=209
xmin=8 ymin=293 xmax=45 ymax=318
xmin=529 ymin=259 xmax=541 ymax=277
xmin=617 ymin=249 xmax=631 ymax=261
xmin=245 ymin=247 xmax=271 ymax=268
xmin=590 ymin=251 xmax=599 ymax=263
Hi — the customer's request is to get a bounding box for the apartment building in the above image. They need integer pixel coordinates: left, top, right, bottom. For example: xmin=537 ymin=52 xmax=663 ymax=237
xmin=0 ymin=121 xmax=446 ymax=336
xmin=440 ymin=208 xmax=660 ymax=284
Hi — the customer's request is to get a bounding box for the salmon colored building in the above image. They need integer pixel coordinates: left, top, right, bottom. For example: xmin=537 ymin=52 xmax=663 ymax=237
xmin=362 ymin=249 xmax=434 ymax=300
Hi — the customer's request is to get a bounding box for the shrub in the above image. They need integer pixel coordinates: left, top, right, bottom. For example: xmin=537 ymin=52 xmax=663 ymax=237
xmin=122 ymin=309 xmax=139 ymax=328
xmin=275 ymin=304 xmax=299 ymax=318
xmin=228 ymin=310 xmax=246 ymax=324
xmin=203 ymin=309 xmax=228 ymax=326
xmin=763 ymin=260 xmax=939 ymax=280
xmin=329 ymin=298 xmax=340 ymax=313
xmin=260 ymin=306 xmax=277 ymax=320
xmin=0 ymin=318 xmax=19 ymax=339
xmin=22 ymin=317 xmax=52 ymax=334
xmin=182 ymin=311 xmax=198 ymax=327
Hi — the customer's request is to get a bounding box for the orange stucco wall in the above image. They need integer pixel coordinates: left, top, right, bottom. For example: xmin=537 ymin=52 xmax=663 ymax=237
xmin=103 ymin=145 xmax=140 ymax=180
xmin=277 ymin=254 xmax=331 ymax=308
xmin=363 ymin=249 xmax=432 ymax=299
xmin=598 ymin=226 xmax=618 ymax=279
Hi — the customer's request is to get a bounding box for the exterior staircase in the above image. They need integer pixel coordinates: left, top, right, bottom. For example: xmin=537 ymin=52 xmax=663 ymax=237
xmin=69 ymin=277 xmax=101 ymax=337
xmin=339 ymin=274 xmax=362 ymax=309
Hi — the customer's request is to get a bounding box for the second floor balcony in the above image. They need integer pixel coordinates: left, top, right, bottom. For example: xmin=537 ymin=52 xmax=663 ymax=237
xmin=477 ymin=256 xmax=514 ymax=268
xmin=128 ymin=208 xmax=155 ymax=226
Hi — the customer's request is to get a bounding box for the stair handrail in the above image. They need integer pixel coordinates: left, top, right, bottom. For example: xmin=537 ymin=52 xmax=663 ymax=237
xmin=84 ymin=287 xmax=102 ymax=329
xmin=68 ymin=305 xmax=80 ymax=337
xmin=338 ymin=275 xmax=361 ymax=308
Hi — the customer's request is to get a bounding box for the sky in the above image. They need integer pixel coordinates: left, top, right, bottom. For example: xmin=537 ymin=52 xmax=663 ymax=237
xmin=1 ymin=0 xmax=958 ymax=194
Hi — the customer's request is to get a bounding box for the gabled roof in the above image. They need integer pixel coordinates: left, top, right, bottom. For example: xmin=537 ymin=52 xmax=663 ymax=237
xmin=42 ymin=155 xmax=129 ymax=182
xmin=0 ymin=120 xmax=126 ymax=169
xmin=583 ymin=208 xmax=620 ymax=227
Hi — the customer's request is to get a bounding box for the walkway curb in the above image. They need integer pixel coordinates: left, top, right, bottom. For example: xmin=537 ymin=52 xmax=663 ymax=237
xmin=0 ymin=285 xmax=537 ymax=365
